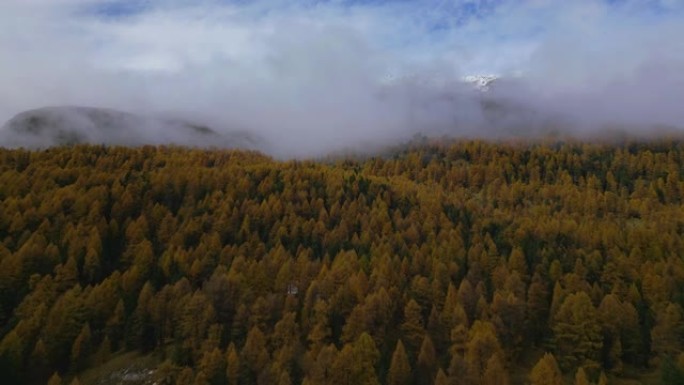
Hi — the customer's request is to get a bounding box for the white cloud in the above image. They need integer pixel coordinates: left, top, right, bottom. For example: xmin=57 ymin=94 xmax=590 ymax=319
xmin=1 ymin=0 xmax=684 ymax=156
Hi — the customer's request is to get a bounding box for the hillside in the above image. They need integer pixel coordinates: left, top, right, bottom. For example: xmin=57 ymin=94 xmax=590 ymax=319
xmin=0 ymin=141 xmax=683 ymax=385
xmin=0 ymin=106 xmax=265 ymax=151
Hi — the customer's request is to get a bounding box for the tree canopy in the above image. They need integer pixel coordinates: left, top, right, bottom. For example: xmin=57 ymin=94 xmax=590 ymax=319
xmin=0 ymin=140 xmax=683 ymax=384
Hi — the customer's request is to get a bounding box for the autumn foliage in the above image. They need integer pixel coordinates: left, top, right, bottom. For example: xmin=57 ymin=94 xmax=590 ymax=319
xmin=0 ymin=140 xmax=683 ymax=384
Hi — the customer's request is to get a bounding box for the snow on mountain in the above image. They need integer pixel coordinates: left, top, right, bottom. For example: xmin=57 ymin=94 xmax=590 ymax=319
xmin=380 ymin=72 xmax=499 ymax=92
xmin=462 ymin=75 xmax=499 ymax=91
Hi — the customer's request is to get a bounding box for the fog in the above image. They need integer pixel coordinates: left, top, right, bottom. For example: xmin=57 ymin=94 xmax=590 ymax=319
xmin=1 ymin=0 xmax=684 ymax=157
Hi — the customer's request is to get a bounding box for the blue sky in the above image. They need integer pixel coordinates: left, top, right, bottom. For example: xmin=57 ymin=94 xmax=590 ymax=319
xmin=3 ymin=0 xmax=683 ymax=85
xmin=72 ymin=0 xmax=683 ymax=76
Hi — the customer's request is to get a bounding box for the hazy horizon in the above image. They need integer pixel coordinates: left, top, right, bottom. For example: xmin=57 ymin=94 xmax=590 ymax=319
xmin=2 ymin=0 xmax=684 ymax=156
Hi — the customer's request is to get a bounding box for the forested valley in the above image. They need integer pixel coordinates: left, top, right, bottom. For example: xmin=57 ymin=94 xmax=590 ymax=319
xmin=0 ymin=140 xmax=683 ymax=385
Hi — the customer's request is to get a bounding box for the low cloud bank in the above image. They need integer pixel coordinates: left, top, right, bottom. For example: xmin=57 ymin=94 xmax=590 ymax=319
xmin=1 ymin=1 xmax=683 ymax=157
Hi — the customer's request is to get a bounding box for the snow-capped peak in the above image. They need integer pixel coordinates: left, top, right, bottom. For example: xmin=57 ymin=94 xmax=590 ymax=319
xmin=462 ymin=74 xmax=499 ymax=91
xmin=379 ymin=72 xmax=500 ymax=92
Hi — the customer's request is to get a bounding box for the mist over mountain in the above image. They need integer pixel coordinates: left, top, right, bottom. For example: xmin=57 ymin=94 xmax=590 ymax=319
xmin=0 ymin=106 xmax=267 ymax=151
xmin=2 ymin=1 xmax=684 ymax=157
xmin=0 ymin=85 xmax=562 ymax=156
xmin=3 ymin=76 xmax=682 ymax=158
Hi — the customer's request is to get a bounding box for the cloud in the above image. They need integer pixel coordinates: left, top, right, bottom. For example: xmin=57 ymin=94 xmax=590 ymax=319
xmin=1 ymin=0 xmax=684 ymax=156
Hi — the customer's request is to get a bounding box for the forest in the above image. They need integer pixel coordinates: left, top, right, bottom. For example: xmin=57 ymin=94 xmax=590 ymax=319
xmin=0 ymin=140 xmax=683 ymax=385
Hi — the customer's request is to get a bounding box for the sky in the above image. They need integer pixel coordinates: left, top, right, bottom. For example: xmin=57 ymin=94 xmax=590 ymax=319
xmin=1 ymin=0 xmax=684 ymax=155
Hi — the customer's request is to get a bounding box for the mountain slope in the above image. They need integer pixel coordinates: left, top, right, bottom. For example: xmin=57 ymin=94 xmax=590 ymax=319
xmin=0 ymin=106 xmax=264 ymax=150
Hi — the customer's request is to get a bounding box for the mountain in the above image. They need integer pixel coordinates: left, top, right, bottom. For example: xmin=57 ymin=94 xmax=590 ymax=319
xmin=380 ymin=73 xmax=499 ymax=91
xmin=462 ymin=74 xmax=499 ymax=91
xmin=0 ymin=106 xmax=265 ymax=150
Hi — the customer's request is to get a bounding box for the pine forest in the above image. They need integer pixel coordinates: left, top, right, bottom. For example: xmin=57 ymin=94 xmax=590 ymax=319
xmin=0 ymin=140 xmax=683 ymax=385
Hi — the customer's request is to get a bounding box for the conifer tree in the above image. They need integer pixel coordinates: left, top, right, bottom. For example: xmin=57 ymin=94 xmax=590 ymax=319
xmin=530 ymin=353 xmax=563 ymax=385
xmin=387 ymin=340 xmax=411 ymax=385
xmin=70 ymin=324 xmax=92 ymax=372
xmin=574 ymin=367 xmax=590 ymax=385
xmin=47 ymin=372 xmax=62 ymax=385
xmin=241 ymin=326 xmax=269 ymax=384
xmin=552 ymin=292 xmax=602 ymax=371
xmin=434 ymin=368 xmax=449 ymax=385
xmin=465 ymin=321 xmax=503 ymax=384
xmin=483 ymin=353 xmax=509 ymax=385
xmin=226 ymin=343 xmax=240 ymax=385
xmin=401 ymin=299 xmax=425 ymax=358
xmin=330 ymin=333 xmax=379 ymax=385
xmin=415 ymin=335 xmax=437 ymax=385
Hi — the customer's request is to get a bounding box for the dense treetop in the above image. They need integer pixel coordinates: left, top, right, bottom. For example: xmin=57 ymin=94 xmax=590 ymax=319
xmin=0 ymin=141 xmax=683 ymax=384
